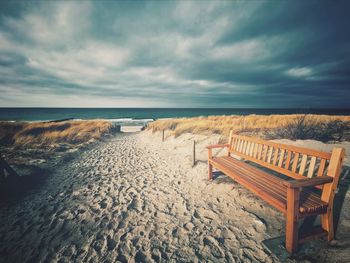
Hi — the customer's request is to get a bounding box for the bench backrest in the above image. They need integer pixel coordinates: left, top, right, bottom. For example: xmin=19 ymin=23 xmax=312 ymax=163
xmin=228 ymin=132 xmax=345 ymax=203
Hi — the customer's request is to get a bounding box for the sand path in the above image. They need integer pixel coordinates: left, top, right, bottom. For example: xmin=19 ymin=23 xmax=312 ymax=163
xmin=0 ymin=133 xmax=279 ymax=263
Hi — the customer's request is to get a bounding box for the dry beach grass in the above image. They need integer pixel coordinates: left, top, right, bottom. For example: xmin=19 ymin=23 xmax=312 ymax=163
xmin=148 ymin=114 xmax=350 ymax=142
xmin=0 ymin=120 xmax=112 ymax=147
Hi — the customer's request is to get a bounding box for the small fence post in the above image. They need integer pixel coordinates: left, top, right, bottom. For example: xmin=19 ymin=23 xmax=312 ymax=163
xmin=192 ymin=140 xmax=196 ymax=167
xmin=162 ymin=129 xmax=165 ymax=142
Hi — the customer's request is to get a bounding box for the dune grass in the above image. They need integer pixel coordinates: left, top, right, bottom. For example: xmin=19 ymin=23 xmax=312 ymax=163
xmin=0 ymin=120 xmax=112 ymax=147
xmin=148 ymin=114 xmax=350 ymax=142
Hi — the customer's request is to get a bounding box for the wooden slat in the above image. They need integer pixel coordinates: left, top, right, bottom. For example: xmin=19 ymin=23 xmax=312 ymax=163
xmin=262 ymin=145 xmax=267 ymax=162
xmin=244 ymin=141 xmax=249 ymax=155
xmin=307 ymin=157 xmax=317 ymax=178
xmin=249 ymin=141 xmax=254 ymax=156
xmin=257 ymin=144 xmax=263 ymax=160
xmin=253 ymin=143 xmax=258 ymax=158
xmin=238 ymin=140 xmax=244 ymax=152
xmin=233 ymin=138 xmax=239 ymax=151
xmin=317 ymin=159 xmax=326 ymax=177
xmin=299 ymin=154 xmax=308 ymax=175
xmin=267 ymin=147 xmax=273 ymax=163
xmin=252 ymin=142 xmax=257 ymax=157
xmin=228 ymin=130 xmax=234 ymax=146
xmin=273 ymin=148 xmax=279 ymax=166
xmin=285 ymin=151 xmax=292 ymax=169
xmin=247 ymin=141 xmax=252 ymax=156
xmin=242 ymin=140 xmax=247 ymax=154
xmin=233 ymin=138 xmax=237 ymax=151
xmin=235 ymin=139 xmax=240 ymax=152
xmin=240 ymin=139 xmax=245 ymax=153
xmin=240 ymin=140 xmax=245 ymax=153
xmin=246 ymin=141 xmax=251 ymax=156
xmin=249 ymin=142 xmax=254 ymax=157
xmin=292 ymin=153 xmax=300 ymax=173
xmin=230 ymin=138 xmax=236 ymax=151
xmin=237 ymin=139 xmax=243 ymax=152
xmin=278 ymin=149 xmax=286 ymax=167
xmin=235 ymin=138 xmax=240 ymax=151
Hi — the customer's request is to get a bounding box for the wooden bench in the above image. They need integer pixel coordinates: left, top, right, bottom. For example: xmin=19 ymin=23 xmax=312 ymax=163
xmin=207 ymin=132 xmax=345 ymax=254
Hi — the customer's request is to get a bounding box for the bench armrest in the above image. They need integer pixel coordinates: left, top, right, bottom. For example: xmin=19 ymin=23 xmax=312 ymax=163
xmin=206 ymin=144 xmax=230 ymax=149
xmin=283 ymin=176 xmax=333 ymax=189
xmin=207 ymin=144 xmax=230 ymax=159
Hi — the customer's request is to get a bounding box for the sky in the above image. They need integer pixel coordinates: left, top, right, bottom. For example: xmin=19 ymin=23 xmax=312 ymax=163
xmin=0 ymin=0 xmax=349 ymax=108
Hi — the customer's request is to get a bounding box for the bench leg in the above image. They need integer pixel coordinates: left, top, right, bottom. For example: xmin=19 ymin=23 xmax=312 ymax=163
xmin=321 ymin=208 xmax=334 ymax=241
xmin=208 ymin=162 xmax=213 ymax=180
xmin=286 ymin=187 xmax=300 ymax=254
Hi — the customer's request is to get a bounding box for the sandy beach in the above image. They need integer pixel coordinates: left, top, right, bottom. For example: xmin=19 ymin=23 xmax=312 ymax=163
xmin=0 ymin=130 xmax=349 ymax=262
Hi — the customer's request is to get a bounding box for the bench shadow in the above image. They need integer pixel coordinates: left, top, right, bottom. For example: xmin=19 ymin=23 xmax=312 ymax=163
xmin=334 ymin=165 xmax=350 ymax=234
xmin=195 ymin=160 xmax=207 ymax=165
xmin=212 ymin=171 xmax=234 ymax=184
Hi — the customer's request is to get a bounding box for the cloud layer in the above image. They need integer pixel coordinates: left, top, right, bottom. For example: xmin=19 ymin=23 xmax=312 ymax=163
xmin=0 ymin=1 xmax=349 ymax=107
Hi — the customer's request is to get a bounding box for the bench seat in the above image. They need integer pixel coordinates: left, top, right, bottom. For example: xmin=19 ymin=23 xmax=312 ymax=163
xmin=211 ymin=156 xmax=328 ymax=215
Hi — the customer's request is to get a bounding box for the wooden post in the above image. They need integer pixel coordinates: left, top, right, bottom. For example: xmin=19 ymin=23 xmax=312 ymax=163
xmin=286 ymin=187 xmax=300 ymax=254
xmin=162 ymin=129 xmax=165 ymax=142
xmin=208 ymin=148 xmax=213 ymax=180
xmin=227 ymin=130 xmax=233 ymax=156
xmin=192 ymin=140 xmax=196 ymax=167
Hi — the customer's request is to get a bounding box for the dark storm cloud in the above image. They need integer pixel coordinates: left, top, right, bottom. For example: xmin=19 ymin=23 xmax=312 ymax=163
xmin=0 ymin=0 xmax=349 ymax=107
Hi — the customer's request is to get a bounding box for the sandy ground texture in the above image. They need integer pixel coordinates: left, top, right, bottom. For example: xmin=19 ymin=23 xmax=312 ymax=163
xmin=0 ymin=131 xmax=349 ymax=262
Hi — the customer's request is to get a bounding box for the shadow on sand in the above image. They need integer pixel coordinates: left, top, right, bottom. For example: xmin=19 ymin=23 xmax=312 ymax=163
xmin=0 ymin=165 xmax=49 ymax=207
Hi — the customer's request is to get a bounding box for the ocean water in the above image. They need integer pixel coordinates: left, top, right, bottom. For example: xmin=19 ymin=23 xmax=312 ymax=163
xmin=0 ymin=108 xmax=349 ymax=123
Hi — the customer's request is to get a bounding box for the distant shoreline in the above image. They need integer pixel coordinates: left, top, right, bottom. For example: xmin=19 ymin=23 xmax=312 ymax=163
xmin=1 ymin=108 xmax=350 ymax=122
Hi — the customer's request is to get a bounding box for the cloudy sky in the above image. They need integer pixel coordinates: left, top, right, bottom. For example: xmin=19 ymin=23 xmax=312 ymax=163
xmin=0 ymin=1 xmax=349 ymax=108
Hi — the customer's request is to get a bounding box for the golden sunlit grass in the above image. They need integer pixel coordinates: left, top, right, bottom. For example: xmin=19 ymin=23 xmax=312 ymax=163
xmin=0 ymin=120 xmax=112 ymax=147
xmin=148 ymin=114 xmax=350 ymax=141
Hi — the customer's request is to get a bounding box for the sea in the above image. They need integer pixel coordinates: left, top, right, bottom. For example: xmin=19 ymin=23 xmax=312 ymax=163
xmin=1 ymin=108 xmax=349 ymax=126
